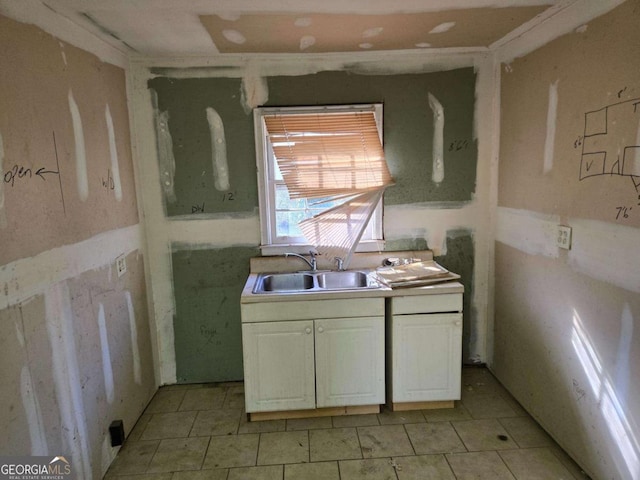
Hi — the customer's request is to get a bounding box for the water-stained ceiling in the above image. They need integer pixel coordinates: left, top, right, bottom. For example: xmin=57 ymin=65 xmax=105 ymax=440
xmin=39 ymin=0 xmax=563 ymax=56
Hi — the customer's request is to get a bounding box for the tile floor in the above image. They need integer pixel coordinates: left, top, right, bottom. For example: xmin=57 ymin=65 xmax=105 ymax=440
xmin=104 ymin=367 xmax=591 ymax=480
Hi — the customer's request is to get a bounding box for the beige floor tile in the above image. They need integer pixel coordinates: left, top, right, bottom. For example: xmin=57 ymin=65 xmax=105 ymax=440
xmin=461 ymin=392 xmax=517 ymax=419
xmin=146 ymin=390 xmax=187 ymax=414
xmin=287 ymin=416 xmax=333 ymax=431
xmin=147 ymin=437 xmax=209 ymax=473
xmin=172 ymin=469 xmax=229 ymax=479
xmin=462 ymin=369 xmax=508 ymax=396
xmin=141 ymin=412 xmax=197 ymax=440
xmin=358 ymin=425 xmax=415 ymax=458
xmin=190 ymin=409 xmax=242 ymax=437
xmin=393 ymin=454 xmax=456 ymax=480
xmin=446 ymin=451 xmax=516 ymax=479
xmin=405 ymin=422 xmax=467 ymax=455
xmin=285 ymin=461 xmax=340 ymax=480
xmin=202 ymin=433 xmax=259 ymax=469
xmin=227 ymin=465 xmax=283 ymax=480
xmin=548 ymin=445 xmax=592 ymax=479
xmin=339 ymin=458 xmax=398 ymax=480
xmin=499 ymin=447 xmax=575 ymax=479
xmin=332 ymin=414 xmax=380 ymax=428
xmin=499 ymin=416 xmax=554 ymax=448
xmin=378 ymin=409 xmax=426 ymax=425
xmin=499 ymin=390 xmax=529 ymax=417
xmin=105 ymin=440 xmax=159 ymax=475
xmin=310 ymin=427 xmax=362 ymax=462
xmin=452 ymin=419 xmax=518 ymax=451
xmin=224 ymin=385 xmax=245 ymax=409
xmin=128 ymin=414 xmax=153 ymax=442
xmin=422 ymin=402 xmax=472 ymax=423
xmin=239 ymin=417 xmax=286 ymax=434
xmin=179 ymin=387 xmax=227 ymax=411
xmin=257 ymin=430 xmax=309 ymax=465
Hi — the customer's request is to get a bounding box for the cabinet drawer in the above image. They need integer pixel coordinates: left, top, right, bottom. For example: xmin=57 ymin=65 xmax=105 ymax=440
xmin=392 ymin=294 xmax=462 ymax=315
xmin=242 ymin=297 xmax=384 ymax=322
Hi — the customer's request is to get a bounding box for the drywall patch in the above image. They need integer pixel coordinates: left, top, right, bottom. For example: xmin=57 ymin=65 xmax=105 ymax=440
xmin=20 ymin=365 xmax=47 ymax=455
xmin=105 ymin=104 xmax=123 ymax=201
xmin=68 ymin=89 xmax=89 ymax=201
xmin=150 ymin=89 xmax=177 ymax=204
xmin=222 ymin=29 xmax=246 ymax=45
xmin=568 ymin=218 xmax=640 ymax=293
xmin=97 ymin=303 xmax=114 ymax=404
xmin=45 ymin=282 xmax=92 ymax=479
xmin=299 ymin=35 xmax=316 ymax=51
xmin=430 ymin=22 xmax=456 ymax=34
xmin=205 ymin=108 xmax=230 ymax=192
xmin=0 ymin=130 xmax=6 ymax=228
xmin=362 ymin=27 xmax=384 ymax=38
xmin=240 ymin=74 xmax=268 ymax=115
xmin=125 ymin=291 xmax=142 ymax=385
xmin=294 ymin=17 xmax=312 ymax=27
xmin=359 ymin=43 xmax=373 ymax=50
xmin=496 ymin=207 xmax=560 ymax=258
xmin=543 ymin=80 xmax=559 ymax=174
xmin=576 ymin=24 xmax=588 ymax=33
xmin=428 ymin=93 xmax=445 ymax=184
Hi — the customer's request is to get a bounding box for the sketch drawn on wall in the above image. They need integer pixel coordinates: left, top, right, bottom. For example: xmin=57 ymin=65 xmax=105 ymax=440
xmin=579 ymin=97 xmax=640 ymax=195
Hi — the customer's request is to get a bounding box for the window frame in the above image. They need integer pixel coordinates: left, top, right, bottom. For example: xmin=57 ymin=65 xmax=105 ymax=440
xmin=254 ymin=104 xmax=386 ymax=256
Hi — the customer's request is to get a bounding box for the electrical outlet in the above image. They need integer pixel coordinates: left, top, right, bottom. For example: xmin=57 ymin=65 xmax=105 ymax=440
xmin=116 ymin=254 xmax=127 ymax=277
xmin=556 ymin=225 xmax=572 ymax=250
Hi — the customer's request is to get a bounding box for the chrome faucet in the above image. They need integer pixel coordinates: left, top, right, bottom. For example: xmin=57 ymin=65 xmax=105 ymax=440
xmin=334 ymin=257 xmax=345 ymax=271
xmin=284 ymin=251 xmax=318 ymax=271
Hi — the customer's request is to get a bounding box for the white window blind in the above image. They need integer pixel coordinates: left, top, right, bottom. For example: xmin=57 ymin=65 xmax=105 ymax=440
xmin=263 ymin=109 xmax=394 ymax=266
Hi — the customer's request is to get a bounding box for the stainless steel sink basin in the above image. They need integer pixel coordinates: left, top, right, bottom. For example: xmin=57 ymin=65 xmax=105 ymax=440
xmin=252 ymin=270 xmax=380 ymax=294
xmin=260 ymin=273 xmax=314 ymax=292
xmin=317 ymin=271 xmax=368 ymax=289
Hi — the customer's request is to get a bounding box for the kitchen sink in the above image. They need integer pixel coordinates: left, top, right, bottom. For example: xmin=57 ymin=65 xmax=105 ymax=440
xmin=252 ymin=270 xmax=380 ymax=294
xmin=317 ymin=271 xmax=368 ymax=289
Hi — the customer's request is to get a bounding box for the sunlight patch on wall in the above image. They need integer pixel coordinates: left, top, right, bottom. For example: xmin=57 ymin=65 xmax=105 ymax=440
xmin=543 ymin=80 xmax=558 ymax=174
xmin=97 ymin=303 xmax=114 ymax=404
xmin=105 ymin=104 xmax=123 ymax=201
xmin=125 ymin=291 xmax=142 ymax=385
xmin=68 ymin=89 xmax=89 ymax=201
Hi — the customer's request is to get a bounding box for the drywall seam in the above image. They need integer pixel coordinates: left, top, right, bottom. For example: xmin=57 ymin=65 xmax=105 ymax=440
xmin=0 ymin=223 xmax=143 ymax=310
xmin=45 ymin=282 xmax=92 ymax=479
xmin=428 ymin=93 xmax=445 ymax=184
xmin=240 ymin=74 xmax=269 ymax=114
xmin=495 ymin=0 xmax=626 ymax=63
xmin=0 ymin=130 xmax=6 ymax=228
xmin=150 ymin=90 xmax=177 ymax=204
xmin=0 ymin=1 xmax=128 ymax=68
xmin=105 ymin=104 xmax=123 ymax=201
xmin=20 ymin=365 xmax=47 ymax=455
xmin=543 ymin=80 xmax=558 ymax=174
xmin=495 ymin=206 xmax=560 ymax=258
xmin=97 ymin=303 xmax=114 ymax=404
xmin=125 ymin=291 xmax=142 ymax=384
xmin=205 ymin=107 xmax=231 ymax=191
xmin=68 ymin=89 xmax=89 ymax=201
xmin=568 ymin=218 xmax=640 ymax=294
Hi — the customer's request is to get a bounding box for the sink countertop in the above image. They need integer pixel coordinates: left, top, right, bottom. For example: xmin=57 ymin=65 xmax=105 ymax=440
xmin=241 ymin=271 xmax=463 ymax=304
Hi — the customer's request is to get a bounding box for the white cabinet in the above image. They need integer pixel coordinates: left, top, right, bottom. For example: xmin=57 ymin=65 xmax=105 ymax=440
xmin=388 ymin=294 xmax=463 ymax=409
xmin=241 ymin=298 xmax=385 ymax=414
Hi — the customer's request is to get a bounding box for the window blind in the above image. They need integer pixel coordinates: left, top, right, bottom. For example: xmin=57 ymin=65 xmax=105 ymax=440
xmin=264 ymin=109 xmax=394 ymax=267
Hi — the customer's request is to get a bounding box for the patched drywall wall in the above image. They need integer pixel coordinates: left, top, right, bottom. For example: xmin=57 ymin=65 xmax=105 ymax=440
xmin=0 ymin=14 xmax=154 ymax=480
xmin=494 ymin=1 xmax=640 ymax=478
xmin=172 ymin=246 xmax=258 ymax=383
xmin=147 ymin=67 xmax=482 ymax=380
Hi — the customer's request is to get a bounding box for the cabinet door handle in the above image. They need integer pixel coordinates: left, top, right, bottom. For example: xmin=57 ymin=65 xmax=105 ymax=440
xmin=305 ymin=327 xmax=312 ymax=334
xmin=317 ymin=326 xmax=324 ymax=333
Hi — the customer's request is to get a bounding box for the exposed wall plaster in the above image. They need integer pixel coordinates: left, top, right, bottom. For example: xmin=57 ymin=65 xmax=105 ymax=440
xmin=68 ymin=89 xmax=89 ymax=202
xmin=205 ymin=107 xmax=230 ymax=191
xmin=45 ymin=282 xmax=92 ymax=479
xmin=428 ymin=92 xmax=445 ymax=184
xmin=97 ymin=303 xmax=115 ymax=404
xmin=105 ymin=104 xmax=123 ymax=201
xmin=150 ymin=90 xmax=177 ymax=204
xmin=543 ymin=80 xmax=558 ymax=174
xmin=240 ymin=74 xmax=269 ymax=115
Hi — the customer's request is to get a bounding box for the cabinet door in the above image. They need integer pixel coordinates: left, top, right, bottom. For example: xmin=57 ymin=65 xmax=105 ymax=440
xmin=242 ymin=320 xmax=315 ymax=412
xmin=315 ymin=316 xmax=385 ymax=408
xmin=392 ymin=313 xmax=462 ymax=402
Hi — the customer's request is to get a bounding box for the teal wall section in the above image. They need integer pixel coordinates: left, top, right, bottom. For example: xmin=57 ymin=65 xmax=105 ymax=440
xmin=172 ymin=246 xmax=259 ymax=383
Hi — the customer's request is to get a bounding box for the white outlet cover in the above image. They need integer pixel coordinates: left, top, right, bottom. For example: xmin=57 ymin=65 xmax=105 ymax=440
xmin=116 ymin=254 xmax=127 ymax=277
xmin=556 ymin=225 xmax=572 ymax=250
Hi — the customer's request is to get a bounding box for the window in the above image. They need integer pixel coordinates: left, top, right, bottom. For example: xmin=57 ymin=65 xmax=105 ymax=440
xmin=254 ymin=104 xmax=392 ymax=261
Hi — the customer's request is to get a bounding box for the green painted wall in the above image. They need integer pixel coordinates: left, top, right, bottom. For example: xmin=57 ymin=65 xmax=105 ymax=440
xmin=172 ymin=246 xmax=259 ymax=383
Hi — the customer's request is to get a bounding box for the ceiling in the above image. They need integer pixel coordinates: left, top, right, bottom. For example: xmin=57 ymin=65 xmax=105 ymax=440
xmin=39 ymin=0 xmax=565 ymax=57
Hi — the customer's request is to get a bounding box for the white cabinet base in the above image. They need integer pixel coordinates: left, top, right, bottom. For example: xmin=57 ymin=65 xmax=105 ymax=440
xmin=248 ymin=404 xmax=380 ymax=422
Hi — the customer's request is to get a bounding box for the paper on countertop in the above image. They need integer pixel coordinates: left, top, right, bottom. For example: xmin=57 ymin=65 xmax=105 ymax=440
xmin=374 ymin=260 xmax=458 ymax=288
